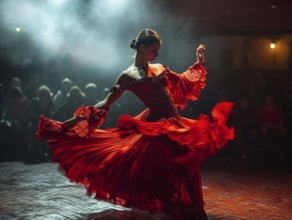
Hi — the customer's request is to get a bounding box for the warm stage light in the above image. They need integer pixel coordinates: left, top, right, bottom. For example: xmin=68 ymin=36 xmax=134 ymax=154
xmin=270 ymin=43 xmax=276 ymax=49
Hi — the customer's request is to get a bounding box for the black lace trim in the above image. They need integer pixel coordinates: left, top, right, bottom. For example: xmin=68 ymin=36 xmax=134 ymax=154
xmin=151 ymin=73 xmax=180 ymax=119
xmin=122 ymin=76 xmax=151 ymax=89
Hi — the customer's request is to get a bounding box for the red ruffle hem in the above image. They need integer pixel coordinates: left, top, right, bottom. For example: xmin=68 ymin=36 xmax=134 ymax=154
xmin=36 ymin=102 xmax=234 ymax=217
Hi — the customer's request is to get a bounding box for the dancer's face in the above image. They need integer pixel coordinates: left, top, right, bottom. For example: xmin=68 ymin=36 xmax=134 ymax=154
xmin=140 ymin=42 xmax=161 ymax=63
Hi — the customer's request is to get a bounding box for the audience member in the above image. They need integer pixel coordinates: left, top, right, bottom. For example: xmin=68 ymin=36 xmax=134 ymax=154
xmin=257 ymin=94 xmax=288 ymax=153
xmin=84 ymin=83 xmax=100 ymax=106
xmin=54 ymin=86 xmax=85 ymax=121
xmin=0 ymin=82 xmax=3 ymax=118
xmin=1 ymin=86 xmax=30 ymax=161
xmin=23 ymin=72 xmax=41 ymax=99
xmin=29 ymin=85 xmax=55 ymax=123
xmin=9 ymin=77 xmax=23 ymax=92
xmin=53 ymin=78 xmax=73 ymax=109
xmin=0 ymin=82 xmax=7 ymax=161
xmin=2 ymin=87 xmax=30 ymax=125
xmin=230 ymin=96 xmax=259 ymax=159
xmin=283 ymin=79 xmax=292 ymax=150
xmin=263 ymin=77 xmax=286 ymax=106
xmin=27 ymin=85 xmax=55 ymax=162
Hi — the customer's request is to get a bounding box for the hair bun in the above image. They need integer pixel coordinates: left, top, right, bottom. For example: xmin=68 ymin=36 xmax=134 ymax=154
xmin=130 ymin=39 xmax=136 ymax=49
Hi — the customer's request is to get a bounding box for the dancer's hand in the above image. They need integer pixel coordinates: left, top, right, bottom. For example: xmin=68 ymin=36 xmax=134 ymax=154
xmin=63 ymin=116 xmax=86 ymax=130
xmin=196 ymin=44 xmax=206 ymax=65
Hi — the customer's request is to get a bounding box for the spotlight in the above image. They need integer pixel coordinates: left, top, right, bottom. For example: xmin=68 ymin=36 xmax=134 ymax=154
xmin=16 ymin=27 xmax=21 ymax=32
xmin=271 ymin=5 xmax=277 ymax=9
xmin=270 ymin=42 xmax=276 ymax=49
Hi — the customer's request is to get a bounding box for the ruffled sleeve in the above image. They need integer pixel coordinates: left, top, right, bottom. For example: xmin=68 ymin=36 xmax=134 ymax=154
xmin=165 ymin=63 xmax=207 ymax=110
xmin=36 ymin=105 xmax=107 ymax=139
xmin=70 ymin=105 xmax=107 ymax=137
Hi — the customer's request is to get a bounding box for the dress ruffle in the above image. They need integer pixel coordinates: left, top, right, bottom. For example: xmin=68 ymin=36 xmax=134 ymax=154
xmin=36 ymin=101 xmax=234 ymax=213
xmin=166 ymin=63 xmax=207 ymax=110
xmin=37 ymin=106 xmax=107 ymax=139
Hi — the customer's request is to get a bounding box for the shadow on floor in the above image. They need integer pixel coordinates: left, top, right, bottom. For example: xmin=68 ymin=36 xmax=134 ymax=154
xmin=80 ymin=209 xmax=223 ymax=220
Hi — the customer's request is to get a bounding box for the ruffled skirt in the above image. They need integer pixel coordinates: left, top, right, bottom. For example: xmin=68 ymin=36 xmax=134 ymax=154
xmin=37 ymin=102 xmax=234 ymax=217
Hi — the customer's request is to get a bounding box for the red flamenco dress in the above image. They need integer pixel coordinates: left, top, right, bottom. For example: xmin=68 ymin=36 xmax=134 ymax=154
xmin=37 ymin=63 xmax=234 ymax=218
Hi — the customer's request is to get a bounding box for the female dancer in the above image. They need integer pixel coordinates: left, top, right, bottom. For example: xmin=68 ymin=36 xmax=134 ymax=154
xmin=37 ymin=28 xmax=234 ymax=219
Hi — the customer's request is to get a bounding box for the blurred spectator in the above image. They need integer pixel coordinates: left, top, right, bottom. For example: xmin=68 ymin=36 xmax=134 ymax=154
xmin=27 ymin=85 xmax=55 ymax=163
xmin=263 ymin=77 xmax=286 ymax=106
xmin=0 ymin=118 xmax=12 ymax=162
xmin=23 ymin=72 xmax=41 ymax=99
xmin=0 ymin=82 xmax=6 ymax=161
xmin=29 ymin=85 xmax=55 ymax=123
xmin=9 ymin=77 xmax=23 ymax=92
xmin=1 ymin=87 xmax=30 ymax=161
xmin=239 ymin=80 xmax=261 ymax=105
xmin=2 ymin=87 xmax=30 ymax=124
xmin=0 ymin=82 xmax=3 ymax=118
xmin=84 ymin=82 xmax=100 ymax=106
xmin=283 ymin=79 xmax=292 ymax=150
xmin=230 ymin=96 xmax=259 ymax=159
xmin=257 ymin=94 xmax=288 ymax=153
xmin=53 ymin=78 xmax=73 ymax=109
xmin=55 ymin=86 xmax=85 ymax=121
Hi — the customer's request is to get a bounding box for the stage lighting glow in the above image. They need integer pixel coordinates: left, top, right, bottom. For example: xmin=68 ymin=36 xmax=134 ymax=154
xmin=49 ymin=0 xmax=68 ymax=7
xmin=270 ymin=43 xmax=276 ymax=49
xmin=107 ymin=0 xmax=124 ymax=7
xmin=16 ymin=27 xmax=21 ymax=32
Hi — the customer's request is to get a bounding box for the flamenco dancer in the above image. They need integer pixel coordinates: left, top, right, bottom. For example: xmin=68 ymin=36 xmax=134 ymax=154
xmin=37 ymin=29 xmax=234 ymax=219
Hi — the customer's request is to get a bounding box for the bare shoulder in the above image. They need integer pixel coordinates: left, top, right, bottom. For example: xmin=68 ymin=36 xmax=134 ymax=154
xmin=116 ymin=68 xmax=136 ymax=87
xmin=149 ymin=63 xmax=164 ymax=69
xmin=149 ymin=63 xmax=166 ymax=75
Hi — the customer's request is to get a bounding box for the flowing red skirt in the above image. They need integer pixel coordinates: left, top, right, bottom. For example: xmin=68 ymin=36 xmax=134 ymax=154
xmin=37 ymin=102 xmax=234 ymax=216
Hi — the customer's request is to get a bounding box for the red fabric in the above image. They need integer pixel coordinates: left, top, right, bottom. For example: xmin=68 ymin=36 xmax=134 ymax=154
xmin=36 ymin=106 xmax=107 ymax=139
xmin=36 ymin=102 xmax=233 ymax=215
xmin=36 ymin=64 xmax=233 ymax=218
xmin=72 ymin=105 xmax=107 ymax=137
xmin=166 ymin=63 xmax=207 ymax=110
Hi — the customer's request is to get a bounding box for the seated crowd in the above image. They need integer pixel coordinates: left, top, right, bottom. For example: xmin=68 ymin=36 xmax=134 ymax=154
xmin=0 ymin=74 xmax=291 ymax=164
xmin=0 ymin=77 xmax=123 ymax=163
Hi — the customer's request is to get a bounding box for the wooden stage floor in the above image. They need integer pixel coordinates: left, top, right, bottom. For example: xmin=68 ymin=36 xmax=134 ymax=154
xmin=1 ymin=161 xmax=292 ymax=220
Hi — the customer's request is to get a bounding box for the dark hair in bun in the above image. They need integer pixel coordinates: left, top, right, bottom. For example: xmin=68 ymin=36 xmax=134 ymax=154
xmin=130 ymin=39 xmax=137 ymax=49
xmin=130 ymin=29 xmax=161 ymax=50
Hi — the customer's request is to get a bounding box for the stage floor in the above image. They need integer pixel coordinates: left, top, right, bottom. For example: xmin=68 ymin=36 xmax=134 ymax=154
xmin=1 ymin=162 xmax=292 ymax=220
